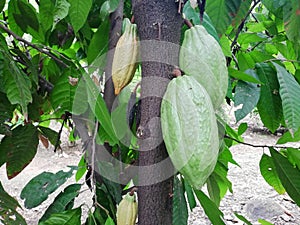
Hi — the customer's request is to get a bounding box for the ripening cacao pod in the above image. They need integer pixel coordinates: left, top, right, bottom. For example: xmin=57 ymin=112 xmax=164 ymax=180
xmin=117 ymin=192 xmax=138 ymax=225
xmin=161 ymin=75 xmax=219 ymax=189
xmin=179 ymin=25 xmax=228 ymax=109
xmin=112 ymin=18 xmax=139 ymax=95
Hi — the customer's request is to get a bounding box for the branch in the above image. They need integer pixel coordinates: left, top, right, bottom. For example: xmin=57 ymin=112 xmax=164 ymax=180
xmin=230 ymin=0 xmax=261 ymax=49
xmin=0 ymin=23 xmax=69 ymax=68
xmin=225 ymin=135 xmax=299 ymax=149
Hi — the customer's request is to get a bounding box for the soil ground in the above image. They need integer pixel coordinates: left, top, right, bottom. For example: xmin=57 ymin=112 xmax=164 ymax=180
xmin=0 ymin=115 xmax=300 ymax=225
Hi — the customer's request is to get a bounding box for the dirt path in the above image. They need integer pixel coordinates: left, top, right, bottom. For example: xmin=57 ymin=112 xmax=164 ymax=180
xmin=1 ymin=125 xmax=300 ymax=224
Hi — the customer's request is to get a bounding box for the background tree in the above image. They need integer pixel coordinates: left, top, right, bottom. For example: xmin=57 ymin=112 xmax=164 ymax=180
xmin=0 ymin=0 xmax=300 ymax=225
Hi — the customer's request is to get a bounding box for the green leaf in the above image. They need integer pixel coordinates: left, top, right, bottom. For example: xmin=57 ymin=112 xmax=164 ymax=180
xmin=0 ymin=182 xmax=27 ymax=225
xmin=234 ymin=80 xmax=260 ymax=122
xmin=20 ymin=167 xmax=76 ymax=208
xmin=277 ymin=128 xmax=300 ymax=144
xmin=38 ymin=126 xmax=59 ymax=147
xmin=41 ymin=207 xmax=81 ymax=225
xmin=237 ymin=51 xmax=256 ymax=71
xmin=75 ymin=155 xmax=87 ymax=182
xmin=39 ymin=0 xmax=55 ymax=31
xmin=52 ymin=0 xmax=70 ymax=30
xmin=105 ymin=216 xmax=115 ymax=225
xmin=0 ymin=93 xmax=14 ymax=135
xmin=270 ymin=147 xmax=300 ymax=206
xmin=183 ymin=179 xmax=196 ymax=211
xmin=231 ymin=0 xmax=252 ymax=27
xmin=2 ymin=53 xmax=32 ymax=118
xmin=237 ymin=33 xmax=266 ymax=46
xmin=68 ymin=0 xmax=93 ymax=33
xmin=283 ymin=1 xmax=300 ymax=47
xmin=206 ymin=0 xmax=242 ymax=35
xmin=100 ymin=0 xmax=120 ymax=20
xmin=259 ymin=154 xmax=285 ymax=194
xmin=274 ymin=63 xmax=300 ymax=135
xmin=287 ymin=148 xmax=300 ymax=169
xmin=0 ymin=0 xmax=5 ymax=12
xmin=0 ymin=124 xmax=39 ymax=179
xmin=258 ymin=219 xmax=274 ymax=225
xmin=234 ymin=212 xmax=252 ymax=225
xmin=194 ymin=190 xmax=226 ymax=225
xmin=207 ymin=173 xmax=221 ymax=206
xmin=87 ymin=19 xmax=110 ymax=64
xmin=8 ymin=0 xmax=24 ymax=36
xmin=14 ymin=0 xmax=39 ymax=32
xmin=40 ymin=184 xmax=82 ymax=222
xmin=229 ymin=68 xmax=262 ymax=84
xmin=256 ymin=63 xmax=283 ymax=133
xmin=238 ymin=122 xmax=248 ymax=135
xmin=173 ymin=177 xmax=188 ymax=225
xmin=84 ymin=74 xmax=118 ymax=145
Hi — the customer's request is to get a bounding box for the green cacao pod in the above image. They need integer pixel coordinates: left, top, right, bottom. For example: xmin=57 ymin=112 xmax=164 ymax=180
xmin=112 ymin=18 xmax=139 ymax=95
xmin=161 ymin=76 xmax=219 ymax=189
xmin=117 ymin=192 xmax=138 ymax=225
xmin=179 ymin=25 xmax=228 ymax=109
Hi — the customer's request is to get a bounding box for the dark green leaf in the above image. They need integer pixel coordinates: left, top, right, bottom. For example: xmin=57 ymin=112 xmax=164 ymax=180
xmin=183 ymin=179 xmax=196 ymax=211
xmin=0 ymin=92 xmax=14 ymax=135
xmin=270 ymin=147 xmax=300 ymax=206
xmin=206 ymin=0 xmax=242 ymax=35
xmin=234 ymin=80 xmax=260 ymax=122
xmin=39 ymin=0 xmax=55 ymax=31
xmin=8 ymin=0 xmax=24 ymax=36
xmin=207 ymin=174 xmax=221 ymax=206
xmin=0 ymin=0 xmax=5 ymax=12
xmin=0 ymin=182 xmax=27 ymax=225
xmin=0 ymin=124 xmax=39 ymax=179
xmin=259 ymin=154 xmax=285 ymax=194
xmin=40 ymin=184 xmax=82 ymax=222
xmin=274 ymin=63 xmax=300 ymax=135
xmin=38 ymin=126 xmax=60 ymax=147
xmin=2 ymin=52 xmax=32 ymax=118
xmin=238 ymin=122 xmax=248 ymax=135
xmin=20 ymin=167 xmax=76 ymax=208
xmin=87 ymin=19 xmax=110 ymax=64
xmin=256 ymin=63 xmax=283 ymax=133
xmin=194 ymin=190 xmax=226 ymax=225
xmin=68 ymin=0 xmax=93 ymax=33
xmin=84 ymin=74 xmax=118 ymax=145
xmin=173 ymin=177 xmax=188 ymax=225
xmin=234 ymin=212 xmax=252 ymax=225
xmin=229 ymin=68 xmax=262 ymax=84
xmin=41 ymin=207 xmax=81 ymax=225
xmin=14 ymin=0 xmax=39 ymax=32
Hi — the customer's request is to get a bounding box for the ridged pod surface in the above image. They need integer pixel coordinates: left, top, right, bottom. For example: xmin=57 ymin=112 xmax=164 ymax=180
xmin=116 ymin=192 xmax=138 ymax=225
xmin=112 ymin=18 xmax=139 ymax=95
xmin=179 ymin=25 xmax=228 ymax=109
xmin=161 ymin=76 xmax=219 ymax=189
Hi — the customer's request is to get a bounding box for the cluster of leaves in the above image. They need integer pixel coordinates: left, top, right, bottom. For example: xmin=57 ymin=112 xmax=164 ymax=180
xmin=0 ymin=0 xmax=299 ymax=224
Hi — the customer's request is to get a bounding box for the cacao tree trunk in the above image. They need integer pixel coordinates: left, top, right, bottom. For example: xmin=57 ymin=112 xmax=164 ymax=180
xmin=133 ymin=1 xmax=182 ymax=224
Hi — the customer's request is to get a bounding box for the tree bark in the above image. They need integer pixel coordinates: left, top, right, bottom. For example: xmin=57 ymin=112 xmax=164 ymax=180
xmin=104 ymin=0 xmax=124 ymax=112
xmin=133 ymin=1 xmax=182 ymax=224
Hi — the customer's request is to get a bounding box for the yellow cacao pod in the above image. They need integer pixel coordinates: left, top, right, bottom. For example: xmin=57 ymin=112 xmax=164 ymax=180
xmin=117 ymin=192 xmax=138 ymax=225
xmin=161 ymin=76 xmax=219 ymax=189
xmin=112 ymin=18 xmax=139 ymax=95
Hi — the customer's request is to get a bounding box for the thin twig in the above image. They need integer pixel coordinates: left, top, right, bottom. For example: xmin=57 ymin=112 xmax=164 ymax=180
xmin=225 ymin=135 xmax=299 ymax=149
xmin=231 ymin=0 xmax=261 ymax=49
xmin=0 ymin=23 xmax=69 ymax=68
xmin=91 ymin=121 xmax=99 ymax=204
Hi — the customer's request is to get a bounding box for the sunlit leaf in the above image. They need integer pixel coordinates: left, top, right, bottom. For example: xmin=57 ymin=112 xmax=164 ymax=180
xmin=274 ymin=63 xmax=300 ymax=135
xmin=40 ymin=207 xmax=81 ymax=225
xmin=68 ymin=0 xmax=93 ymax=33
